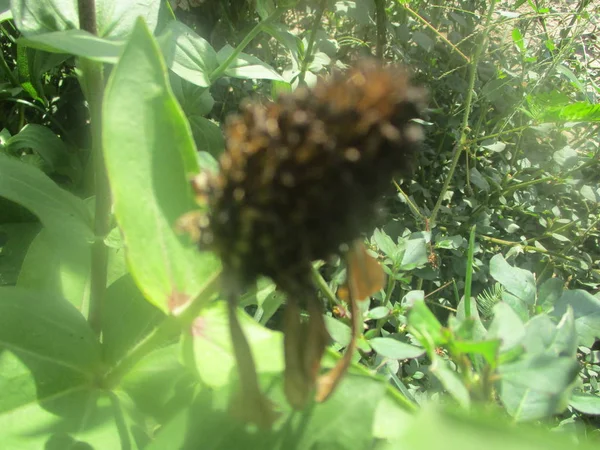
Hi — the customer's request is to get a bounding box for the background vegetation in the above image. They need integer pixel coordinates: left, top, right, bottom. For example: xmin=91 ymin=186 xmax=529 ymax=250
xmin=0 ymin=0 xmax=599 ymax=448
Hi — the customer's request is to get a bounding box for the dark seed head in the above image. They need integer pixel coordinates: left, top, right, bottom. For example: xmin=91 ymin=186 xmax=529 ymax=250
xmin=190 ymin=61 xmax=426 ymax=289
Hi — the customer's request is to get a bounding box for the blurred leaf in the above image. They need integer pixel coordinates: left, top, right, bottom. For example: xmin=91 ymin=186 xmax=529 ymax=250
xmin=102 ymin=275 xmax=165 ymax=366
xmin=216 ymin=45 xmax=284 ymax=81
xmin=550 ymin=290 xmax=600 ymax=347
xmin=367 ymin=306 xmax=391 ymax=320
xmin=0 ymin=154 xmax=93 ymax=241
xmin=324 ymin=314 xmax=352 ymax=347
xmin=487 ymin=302 xmax=526 ymax=352
xmin=538 ymin=277 xmax=563 ymax=311
xmin=103 ymin=19 xmax=221 ymax=312
xmin=19 ymin=31 xmax=123 ymax=63
xmin=408 ymin=299 xmax=445 ymax=349
xmin=430 ymin=355 xmax=470 ymax=408
xmin=489 ymin=254 xmax=536 ymax=318
xmin=163 ymin=21 xmax=218 ymax=88
xmin=480 ymin=139 xmax=506 ymax=152
xmin=12 ymin=0 xmax=161 ymax=38
xmin=498 ymin=353 xmax=579 ymax=421
xmin=400 ymin=237 xmax=427 ymax=270
xmin=469 ymin=168 xmax=490 ymax=191
xmin=553 ymin=147 xmax=579 ymax=168
xmin=569 ymin=393 xmax=600 ymax=415
xmin=0 ymin=223 xmax=40 ymax=285
xmin=188 ymin=116 xmax=225 ymax=158
xmin=4 ymin=124 xmax=69 ymax=171
xmin=369 ymin=337 xmax=424 ymax=360
xmin=188 ymin=302 xmax=284 ymax=388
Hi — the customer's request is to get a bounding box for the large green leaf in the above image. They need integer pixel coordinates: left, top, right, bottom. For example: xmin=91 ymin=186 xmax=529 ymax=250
xmin=0 ymin=286 xmax=101 ymax=374
xmin=216 ymin=45 xmax=284 ymax=81
xmin=19 ymin=30 xmax=123 ymax=63
xmin=0 ymin=154 xmax=93 ymax=241
xmin=149 ymin=373 xmax=388 ymax=450
xmin=17 ymin=228 xmax=91 ymax=310
xmin=396 ymin=406 xmax=599 ymax=450
xmin=11 ymin=0 xmax=162 ymax=38
xmin=3 ymin=124 xmax=69 ymax=172
xmin=0 ymin=222 xmax=40 ymax=285
xmin=162 ymin=21 xmax=218 ymax=88
xmin=187 ymin=301 xmax=284 ymax=388
xmin=103 ymin=18 xmax=220 ymax=312
xmin=102 ymin=274 xmax=165 ymax=366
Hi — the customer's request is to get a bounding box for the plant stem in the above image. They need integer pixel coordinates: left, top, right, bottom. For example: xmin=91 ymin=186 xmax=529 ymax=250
xmin=298 ymin=0 xmax=327 ymax=86
xmin=0 ymin=47 xmax=18 ymax=86
xmin=78 ymin=0 xmax=110 ymax=336
xmin=209 ymin=9 xmax=282 ymax=84
xmin=374 ymin=0 xmax=387 ymax=59
xmin=104 ymin=272 xmax=221 ymax=386
xmin=463 ymin=225 xmax=476 ymax=318
xmin=429 ymin=0 xmax=496 ymax=226
xmin=477 ymin=234 xmax=577 ymax=262
xmin=400 ymin=2 xmax=470 ymax=63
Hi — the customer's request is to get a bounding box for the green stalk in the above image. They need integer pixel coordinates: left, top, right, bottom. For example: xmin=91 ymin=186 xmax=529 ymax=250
xmin=209 ymin=8 xmax=282 ymax=84
xmin=298 ymin=0 xmax=327 ymax=86
xmin=77 ymin=0 xmax=110 ymax=336
xmin=0 ymin=46 xmax=18 ymax=86
xmin=429 ymin=0 xmax=497 ymax=226
xmin=104 ymin=272 xmax=221 ymax=386
xmin=463 ymin=225 xmax=476 ymax=318
xmin=374 ymin=0 xmax=387 ymax=59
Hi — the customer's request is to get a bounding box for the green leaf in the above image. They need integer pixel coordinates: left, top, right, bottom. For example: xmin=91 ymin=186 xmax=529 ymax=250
xmin=103 ymin=19 xmax=221 ymax=312
xmin=512 ymin=28 xmax=526 ymax=53
xmin=12 ymin=0 xmax=161 ymax=38
xmin=162 ymin=21 xmax=218 ymax=88
xmin=451 ymin=339 xmax=500 ymax=367
xmin=102 ymin=275 xmax=165 ymax=366
xmin=487 ymin=302 xmax=526 ymax=352
xmin=4 ymin=124 xmax=69 ymax=171
xmin=498 ymin=353 xmax=579 ymax=421
xmin=188 ymin=302 xmax=284 ymax=388
xmin=480 ymin=139 xmax=507 ymax=153
xmin=189 ymin=116 xmax=225 ymax=157
xmin=407 ymin=298 xmax=445 ymax=349
xmin=373 ymin=228 xmax=399 ymax=260
xmin=11 ymin=0 xmax=79 ymax=35
xmin=489 ymin=254 xmax=536 ymax=319
xmin=537 ymin=277 xmax=563 ymax=311
xmin=216 ymin=45 xmax=284 ymax=81
xmin=552 ymin=146 xmax=578 ymax=168
xmin=324 ymin=314 xmax=352 ymax=347
xmin=367 ymin=306 xmax=391 ymax=320
xmin=398 ymin=406 xmax=597 ymax=450
xmin=550 ymin=290 xmax=600 ymax=347
xmin=17 ymin=228 xmax=91 ymax=310
xmin=569 ymin=393 xmax=600 ymax=415
xmin=151 ymin=373 xmax=387 ymax=450
xmin=0 ymin=351 xmax=130 ymax=449
xmin=0 ymin=286 xmax=101 ymax=374
xmin=0 ymin=222 xmax=40 ymax=285
xmin=430 ymin=354 xmax=470 ymax=408
xmin=19 ymin=30 xmax=123 ymax=63
xmin=400 ymin=237 xmax=427 ymax=270
xmin=522 ymin=310 xmax=577 ymax=358
xmin=0 ymin=154 xmax=93 ymax=241
xmin=369 ymin=337 xmax=424 ymax=360
xmin=120 ymin=344 xmax=197 ymax=422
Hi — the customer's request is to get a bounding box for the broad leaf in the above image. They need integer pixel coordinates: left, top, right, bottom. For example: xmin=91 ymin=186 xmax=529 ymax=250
xmin=103 ymin=19 xmax=221 ymax=312
xmin=551 ymin=290 xmax=600 ymax=347
xmin=162 ymin=21 xmax=218 ymax=88
xmin=187 ymin=302 xmax=283 ymax=388
xmin=216 ymin=45 xmax=284 ymax=81
xmin=369 ymin=337 xmax=424 ymax=360
xmin=0 ymin=154 xmax=93 ymax=241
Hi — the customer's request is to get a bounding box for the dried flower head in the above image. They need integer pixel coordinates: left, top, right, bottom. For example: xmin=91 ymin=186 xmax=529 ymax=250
xmin=191 ymin=61 xmax=425 ymax=288
xmin=180 ymin=60 xmax=426 ymax=415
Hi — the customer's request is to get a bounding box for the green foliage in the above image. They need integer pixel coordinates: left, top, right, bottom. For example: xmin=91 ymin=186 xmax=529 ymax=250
xmin=0 ymin=0 xmax=599 ymax=448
